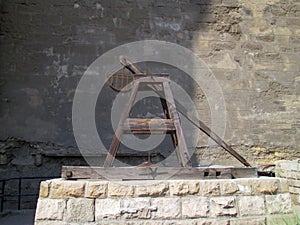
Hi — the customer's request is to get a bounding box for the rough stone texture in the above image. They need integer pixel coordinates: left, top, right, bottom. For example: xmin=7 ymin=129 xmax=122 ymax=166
xmin=35 ymin=178 xmax=297 ymax=224
xmin=200 ymin=180 xmax=220 ymax=196
xmin=39 ymin=180 xmax=50 ymax=198
xmin=210 ymin=197 xmax=237 ymax=217
xmin=65 ymin=198 xmax=94 ymax=222
xmin=135 ymin=181 xmax=168 ymax=197
xmin=170 ymin=180 xmax=200 ymax=196
xmin=49 ymin=180 xmax=85 ymax=198
xmin=152 ymin=197 xmax=181 ymax=219
xmin=95 ymin=198 xmax=121 ymax=220
xmin=238 ymin=196 xmax=265 ymax=216
xmin=108 ymin=182 xmax=134 ymax=197
xmin=252 ymin=178 xmax=279 ymax=194
xmin=265 ymin=193 xmax=293 ymax=214
xmin=276 ymin=160 xmax=300 ymax=205
xmin=182 ymin=197 xmax=209 ymax=218
xmin=35 ymin=198 xmax=65 ymax=221
xmin=85 ymin=181 xmax=108 ymax=198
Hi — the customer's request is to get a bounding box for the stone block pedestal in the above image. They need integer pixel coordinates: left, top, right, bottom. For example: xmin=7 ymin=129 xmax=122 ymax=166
xmin=35 ymin=177 xmax=297 ymax=225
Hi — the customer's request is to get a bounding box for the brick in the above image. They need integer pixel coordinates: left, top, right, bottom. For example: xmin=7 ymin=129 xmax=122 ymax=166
xmin=266 ymin=193 xmax=293 ymax=214
xmin=65 ymin=198 xmax=94 ymax=222
xmin=39 ymin=181 xmax=50 ymax=198
xmin=135 ymin=181 xmax=168 ymax=197
xmin=199 ymin=180 xmax=220 ymax=196
xmin=182 ymin=197 xmax=209 ymax=218
xmin=152 ymin=197 xmax=181 ymax=219
xmin=108 ymin=182 xmax=134 ymax=197
xmin=85 ymin=181 xmax=108 ymax=198
xmin=35 ymin=198 xmax=65 ymax=221
xmin=238 ymin=196 xmax=265 ymax=216
xmin=169 ymin=180 xmax=200 ymax=196
xmin=210 ymin=197 xmax=237 ymax=217
xmin=95 ymin=198 xmax=121 ymax=220
xmin=49 ymin=180 xmax=85 ymax=198
xmin=253 ymin=178 xmax=279 ymax=194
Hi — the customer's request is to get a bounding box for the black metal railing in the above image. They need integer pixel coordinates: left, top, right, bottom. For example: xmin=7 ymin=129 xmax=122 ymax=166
xmin=0 ymin=176 xmax=57 ymax=212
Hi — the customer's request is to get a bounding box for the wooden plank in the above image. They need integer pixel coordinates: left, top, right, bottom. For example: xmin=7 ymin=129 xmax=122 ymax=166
xmin=163 ymin=81 xmax=191 ymax=168
xmin=62 ymin=166 xmax=257 ymax=180
xmin=123 ymin=118 xmax=175 ymax=133
xmin=103 ymin=81 xmax=140 ymax=167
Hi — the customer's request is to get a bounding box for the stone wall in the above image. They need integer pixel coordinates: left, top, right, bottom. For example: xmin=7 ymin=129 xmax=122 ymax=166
xmin=276 ymin=160 xmax=300 ymax=206
xmin=34 ymin=177 xmax=297 ymax=225
xmin=0 ymin=0 xmax=299 ymax=201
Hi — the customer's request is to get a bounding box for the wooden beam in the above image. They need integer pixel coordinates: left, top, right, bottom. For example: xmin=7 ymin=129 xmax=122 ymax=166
xmin=62 ymin=166 xmax=257 ymax=180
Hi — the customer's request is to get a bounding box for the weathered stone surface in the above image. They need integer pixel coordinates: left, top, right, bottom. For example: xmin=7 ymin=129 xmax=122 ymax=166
xmin=49 ymin=180 xmax=85 ymax=198
xmin=210 ymin=197 xmax=237 ymax=217
xmin=196 ymin=219 xmax=230 ymax=225
xmin=267 ymin=214 xmax=298 ymax=225
xmin=152 ymin=197 xmax=181 ymax=219
xmin=199 ymin=180 xmax=220 ymax=196
xmin=238 ymin=196 xmax=265 ymax=216
xmin=85 ymin=181 xmax=108 ymax=198
xmin=230 ymin=217 xmax=266 ymax=225
xmin=170 ymin=180 xmax=200 ymax=196
xmin=182 ymin=197 xmax=209 ymax=218
xmin=39 ymin=181 xmax=50 ymax=198
xmin=35 ymin=198 xmax=65 ymax=221
xmin=121 ymin=198 xmax=154 ymax=219
xmin=108 ymin=182 xmax=134 ymax=197
xmin=266 ymin=193 xmax=292 ymax=214
xmin=220 ymin=180 xmax=239 ymax=195
xmin=235 ymin=179 xmax=252 ymax=195
xmin=65 ymin=198 xmax=94 ymax=222
xmin=135 ymin=181 xmax=168 ymax=197
xmin=95 ymin=198 xmax=121 ymax=220
xmin=253 ymin=178 xmax=278 ymax=194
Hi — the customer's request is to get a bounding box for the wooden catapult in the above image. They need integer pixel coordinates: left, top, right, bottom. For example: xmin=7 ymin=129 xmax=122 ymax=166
xmin=62 ymin=57 xmax=257 ymax=180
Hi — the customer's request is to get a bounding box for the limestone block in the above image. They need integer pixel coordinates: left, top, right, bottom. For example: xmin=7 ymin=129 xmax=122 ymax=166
xmin=49 ymin=180 xmax=85 ymax=198
xmin=278 ymin=178 xmax=289 ymax=193
xmin=210 ymin=197 xmax=237 ymax=217
xmin=121 ymin=198 xmax=154 ymax=219
xmin=290 ymin=193 xmax=300 ymax=204
xmin=39 ymin=180 xmax=50 ymax=198
xmin=289 ymin=186 xmax=300 ymax=195
xmin=182 ymin=197 xmax=209 ymax=218
xmin=95 ymin=198 xmax=121 ymax=220
xmin=108 ymin=182 xmax=134 ymax=197
xmin=199 ymin=180 xmax=220 ymax=196
xmin=235 ymin=179 xmax=252 ymax=195
xmin=266 ymin=193 xmax=292 ymax=214
xmin=267 ymin=214 xmax=298 ymax=225
xmin=289 ymin=179 xmax=300 ymax=188
xmin=65 ymin=198 xmax=94 ymax=222
xmin=35 ymin=198 xmax=65 ymax=221
xmin=169 ymin=180 xmax=200 ymax=196
xmin=152 ymin=197 xmax=181 ymax=219
xmin=238 ymin=196 xmax=265 ymax=216
xmin=253 ymin=178 xmax=278 ymax=194
xmin=85 ymin=181 xmax=108 ymax=198
xmin=135 ymin=181 xmax=168 ymax=197
xmin=230 ymin=217 xmax=266 ymax=225
xmin=220 ymin=180 xmax=239 ymax=195
xmin=196 ymin=219 xmax=230 ymax=225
